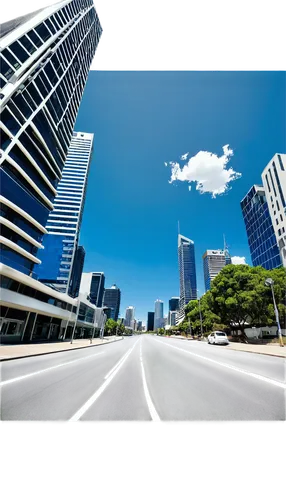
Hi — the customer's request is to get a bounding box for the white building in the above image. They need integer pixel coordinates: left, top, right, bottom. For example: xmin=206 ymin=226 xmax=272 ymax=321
xmin=154 ymin=299 xmax=164 ymax=329
xmin=37 ymin=132 xmax=94 ymax=292
xmin=124 ymin=306 xmax=135 ymax=328
xmin=203 ymin=249 xmax=231 ymax=291
xmin=261 ymin=154 xmax=286 ymax=267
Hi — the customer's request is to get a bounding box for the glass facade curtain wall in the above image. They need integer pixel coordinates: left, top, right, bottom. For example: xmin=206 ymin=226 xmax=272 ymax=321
xmin=103 ymin=285 xmax=121 ymax=321
xmin=0 ymin=1 xmax=101 ymax=276
xmin=177 ymin=234 xmax=197 ymax=321
xmin=240 ymin=185 xmax=282 ymax=270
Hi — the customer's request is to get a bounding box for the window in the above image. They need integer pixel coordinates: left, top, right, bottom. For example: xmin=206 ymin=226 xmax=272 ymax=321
xmin=276 ymin=200 xmax=280 ymax=211
xmin=278 ymin=154 xmax=285 ymax=171
xmin=19 ymin=35 xmax=37 ymax=55
xmin=0 ymin=54 xmax=14 ymax=79
xmin=44 ymin=18 xmax=57 ymax=35
xmin=276 ymin=219 xmax=279 ymax=225
xmin=9 ymin=41 xmax=30 ymax=63
xmin=1 ymin=107 xmax=21 ymax=135
xmin=27 ymin=30 xmax=42 ymax=48
xmin=35 ymin=23 xmax=51 ymax=42
xmin=0 ymin=128 xmax=12 ymax=150
xmin=280 ymin=214 xmax=283 ymax=222
xmin=1 ymin=48 xmax=21 ymax=70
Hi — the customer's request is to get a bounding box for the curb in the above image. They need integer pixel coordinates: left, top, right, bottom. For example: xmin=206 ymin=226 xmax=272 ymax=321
xmin=0 ymin=336 xmax=124 ymax=362
xmin=166 ymin=336 xmax=285 ymax=358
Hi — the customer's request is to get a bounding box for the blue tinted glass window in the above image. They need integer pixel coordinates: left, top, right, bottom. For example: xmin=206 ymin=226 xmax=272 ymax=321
xmin=9 ymin=41 xmax=29 ymax=63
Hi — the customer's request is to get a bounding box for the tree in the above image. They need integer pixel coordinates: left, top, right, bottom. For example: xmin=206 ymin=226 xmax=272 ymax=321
xmin=209 ymin=264 xmax=286 ymax=342
xmin=104 ymin=318 xmax=118 ymax=336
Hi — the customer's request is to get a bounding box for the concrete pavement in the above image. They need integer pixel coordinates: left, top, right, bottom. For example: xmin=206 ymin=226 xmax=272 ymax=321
xmin=1 ymin=334 xmax=285 ymax=420
xmin=0 ymin=335 xmax=123 ymax=361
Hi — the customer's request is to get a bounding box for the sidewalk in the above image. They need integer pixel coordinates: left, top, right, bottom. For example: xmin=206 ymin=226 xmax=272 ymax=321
xmin=0 ymin=336 xmax=123 ymax=362
xmin=167 ymin=335 xmax=286 ymax=358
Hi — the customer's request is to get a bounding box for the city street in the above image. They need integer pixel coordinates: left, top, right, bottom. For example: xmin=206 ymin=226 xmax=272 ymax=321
xmin=1 ymin=335 xmax=285 ymax=421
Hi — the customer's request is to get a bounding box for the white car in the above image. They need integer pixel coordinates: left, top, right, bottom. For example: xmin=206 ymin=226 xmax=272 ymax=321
xmin=208 ymin=331 xmax=229 ymax=345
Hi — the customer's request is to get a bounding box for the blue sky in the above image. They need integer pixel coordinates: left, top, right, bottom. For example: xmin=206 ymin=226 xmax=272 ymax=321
xmin=75 ymin=71 xmax=286 ymax=323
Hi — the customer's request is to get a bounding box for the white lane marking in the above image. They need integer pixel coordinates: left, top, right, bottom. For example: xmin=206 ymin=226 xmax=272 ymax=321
xmin=69 ymin=339 xmax=140 ymax=421
xmin=140 ymin=339 xmax=160 ymax=421
xmin=161 ymin=339 xmax=285 ymax=363
xmin=104 ymin=347 xmax=133 ymax=379
xmin=0 ymin=351 xmax=105 ymax=387
xmin=152 ymin=338 xmax=286 ymax=390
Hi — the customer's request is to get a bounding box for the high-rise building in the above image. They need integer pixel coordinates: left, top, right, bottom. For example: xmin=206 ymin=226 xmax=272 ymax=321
xmin=68 ymin=245 xmax=85 ymax=298
xmin=169 ymin=311 xmax=177 ymax=326
xmin=36 ymin=132 xmax=93 ymax=292
xmin=178 ymin=234 xmax=197 ymax=322
xmin=261 ymin=154 xmax=286 ymax=267
xmin=137 ymin=320 xmax=142 ymax=331
xmin=79 ymin=272 xmax=105 ymax=307
xmin=154 ymin=299 xmax=164 ymax=329
xmin=147 ymin=311 xmax=154 ymax=331
xmin=203 ymin=249 xmax=231 ymax=291
xmin=103 ymin=284 xmax=121 ymax=321
xmin=169 ymin=297 xmax=180 ymax=312
xmin=241 ymin=185 xmax=282 ymax=270
xmin=0 ymin=1 xmax=102 ymax=342
xmin=124 ymin=306 xmax=135 ymax=327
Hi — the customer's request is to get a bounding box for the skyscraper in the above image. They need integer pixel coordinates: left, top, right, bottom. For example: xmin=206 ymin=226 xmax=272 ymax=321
xmin=241 ymin=185 xmax=282 ymax=270
xmin=261 ymin=154 xmax=286 ymax=267
xmin=154 ymin=299 xmax=164 ymax=329
xmin=103 ymin=284 xmax=121 ymax=321
xmin=178 ymin=234 xmax=197 ymax=322
xmin=36 ymin=132 xmax=93 ymax=292
xmin=169 ymin=297 xmax=180 ymax=312
xmin=147 ymin=311 xmax=154 ymax=331
xmin=68 ymin=245 xmax=85 ymax=298
xmin=203 ymin=250 xmax=231 ymax=291
xmin=79 ymin=272 xmax=105 ymax=307
xmin=0 ymin=1 xmax=102 ymax=342
xmin=124 ymin=306 xmax=135 ymax=327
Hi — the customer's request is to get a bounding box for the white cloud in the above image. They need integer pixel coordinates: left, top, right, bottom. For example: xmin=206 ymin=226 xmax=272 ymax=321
xmin=168 ymin=145 xmax=241 ymax=198
xmin=180 ymin=153 xmax=189 ymax=160
xmin=231 ymin=256 xmax=247 ymax=265
xmin=164 ymin=162 xmax=168 ymax=166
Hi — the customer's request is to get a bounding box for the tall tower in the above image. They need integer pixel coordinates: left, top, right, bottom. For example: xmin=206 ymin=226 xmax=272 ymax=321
xmin=154 ymin=299 xmax=164 ymax=329
xmin=203 ymin=250 xmax=229 ymax=292
xmin=178 ymin=234 xmax=197 ymax=322
xmin=124 ymin=306 xmax=135 ymax=327
xmin=36 ymin=132 xmax=94 ymax=292
xmin=79 ymin=272 xmax=105 ymax=307
xmin=103 ymin=284 xmax=121 ymax=321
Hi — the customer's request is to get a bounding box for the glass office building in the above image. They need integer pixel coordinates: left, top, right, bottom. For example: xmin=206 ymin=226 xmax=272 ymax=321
xmin=154 ymin=299 xmax=164 ymax=329
xmin=79 ymin=272 xmax=105 ymax=307
xmin=103 ymin=284 xmax=121 ymax=321
xmin=147 ymin=311 xmax=154 ymax=331
xmin=36 ymin=132 xmax=93 ymax=292
xmin=68 ymin=245 xmax=85 ymax=298
xmin=177 ymin=234 xmax=197 ymax=322
xmin=0 ymin=0 xmax=102 ymax=342
xmin=240 ymin=185 xmax=282 ymax=269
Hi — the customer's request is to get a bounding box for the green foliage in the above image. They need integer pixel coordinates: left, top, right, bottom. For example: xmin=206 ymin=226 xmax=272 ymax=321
xmin=104 ymin=319 xmax=124 ymax=336
xmin=184 ymin=265 xmax=286 ymax=342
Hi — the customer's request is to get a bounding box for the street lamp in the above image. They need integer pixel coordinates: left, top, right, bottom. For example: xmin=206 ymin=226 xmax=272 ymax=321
xmin=198 ymin=297 xmax=203 ymax=339
xmin=265 ymin=278 xmax=284 ymax=348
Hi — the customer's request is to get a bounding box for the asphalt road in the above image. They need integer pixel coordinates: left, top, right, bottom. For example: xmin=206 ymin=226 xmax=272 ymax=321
xmin=1 ymin=335 xmax=285 ymax=420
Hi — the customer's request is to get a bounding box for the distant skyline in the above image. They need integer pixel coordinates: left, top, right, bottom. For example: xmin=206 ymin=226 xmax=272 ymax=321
xmin=74 ymin=71 xmax=285 ymax=321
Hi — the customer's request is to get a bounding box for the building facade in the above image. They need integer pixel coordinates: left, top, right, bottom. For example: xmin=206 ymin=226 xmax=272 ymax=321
xmin=177 ymin=234 xmax=197 ymax=322
xmin=169 ymin=311 xmax=177 ymax=326
xmin=137 ymin=320 xmax=142 ymax=331
xmin=147 ymin=311 xmax=154 ymax=331
xmin=68 ymin=244 xmax=85 ymax=298
xmin=0 ymin=0 xmax=102 ymax=342
xmin=169 ymin=297 xmax=180 ymax=312
xmin=154 ymin=299 xmax=164 ymax=329
xmin=103 ymin=284 xmax=121 ymax=321
xmin=79 ymin=272 xmax=105 ymax=307
xmin=124 ymin=306 xmax=135 ymax=328
xmin=241 ymin=185 xmax=282 ymax=270
xmin=36 ymin=132 xmax=93 ymax=292
xmin=203 ymin=249 xmax=231 ymax=291
xmin=261 ymin=154 xmax=286 ymax=267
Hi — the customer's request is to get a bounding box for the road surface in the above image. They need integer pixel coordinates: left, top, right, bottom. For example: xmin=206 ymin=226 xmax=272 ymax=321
xmin=1 ymin=335 xmax=285 ymax=420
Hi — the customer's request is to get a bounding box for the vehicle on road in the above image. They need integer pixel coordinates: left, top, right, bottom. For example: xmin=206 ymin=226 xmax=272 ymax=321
xmin=208 ymin=331 xmax=229 ymax=345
